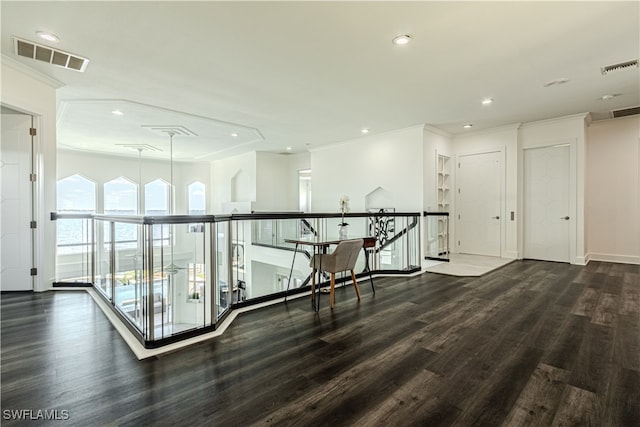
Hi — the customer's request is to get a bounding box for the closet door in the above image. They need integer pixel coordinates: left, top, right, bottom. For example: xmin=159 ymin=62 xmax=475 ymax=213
xmin=523 ymin=145 xmax=570 ymax=262
xmin=456 ymin=151 xmax=502 ymax=257
xmin=1 ymin=112 xmax=34 ymax=291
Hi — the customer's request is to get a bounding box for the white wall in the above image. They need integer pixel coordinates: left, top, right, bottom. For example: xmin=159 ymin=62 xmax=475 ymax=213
xmin=452 ymin=124 xmax=520 ymax=259
xmin=211 ymin=151 xmax=309 ymax=213
xmin=310 ymin=125 xmax=425 ymax=212
xmin=285 ymin=152 xmax=311 ymax=212
xmin=255 ymin=152 xmax=294 ymax=211
xmin=519 ymin=113 xmax=589 ymax=264
xmin=586 ymin=116 xmax=640 ymax=264
xmin=2 ymin=56 xmax=62 ymax=291
xmin=211 ymin=151 xmax=256 ymax=213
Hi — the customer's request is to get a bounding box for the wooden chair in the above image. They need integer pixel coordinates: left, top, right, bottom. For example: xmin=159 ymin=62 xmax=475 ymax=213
xmin=310 ymin=238 xmax=363 ymax=309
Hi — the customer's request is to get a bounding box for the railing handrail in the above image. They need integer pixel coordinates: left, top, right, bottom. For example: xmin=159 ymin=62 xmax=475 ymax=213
xmin=235 ymin=211 xmax=421 ymax=220
xmin=52 ymin=211 xmax=421 ymax=224
xmin=51 ymin=212 xmax=421 ymax=224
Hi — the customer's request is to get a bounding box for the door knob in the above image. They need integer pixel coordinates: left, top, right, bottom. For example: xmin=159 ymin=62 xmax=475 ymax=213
xmin=492 ymin=216 xmax=500 ymax=220
xmin=561 ymin=216 xmax=570 ymax=220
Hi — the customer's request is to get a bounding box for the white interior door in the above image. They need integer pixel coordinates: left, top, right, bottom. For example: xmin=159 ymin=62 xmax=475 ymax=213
xmin=524 ymin=145 xmax=570 ymax=262
xmin=1 ymin=112 xmax=34 ymax=291
xmin=456 ymin=151 xmax=502 ymax=256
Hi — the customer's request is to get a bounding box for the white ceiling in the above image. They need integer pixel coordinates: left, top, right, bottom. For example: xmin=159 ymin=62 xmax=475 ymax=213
xmin=2 ymin=1 xmax=639 ymax=161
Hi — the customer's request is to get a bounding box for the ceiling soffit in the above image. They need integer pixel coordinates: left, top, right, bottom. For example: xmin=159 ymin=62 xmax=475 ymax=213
xmin=56 ymin=99 xmax=264 ymax=161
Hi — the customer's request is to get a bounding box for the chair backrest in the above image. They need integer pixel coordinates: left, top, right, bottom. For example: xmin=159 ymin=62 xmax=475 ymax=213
xmin=330 ymin=239 xmax=364 ymax=272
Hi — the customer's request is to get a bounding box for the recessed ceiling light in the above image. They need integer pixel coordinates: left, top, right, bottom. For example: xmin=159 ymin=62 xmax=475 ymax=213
xmin=481 ymin=98 xmax=493 ymax=105
xmin=36 ymin=31 xmax=59 ymax=43
xmin=392 ymin=35 xmax=412 ymax=45
xmin=286 ymin=146 xmax=292 ymax=151
xmin=463 ymin=124 xmax=473 ymax=129
xmin=231 ymin=133 xmax=239 ymax=137
xmin=111 ymin=110 xmax=124 ymax=116
xmin=361 ymin=128 xmax=370 ymax=134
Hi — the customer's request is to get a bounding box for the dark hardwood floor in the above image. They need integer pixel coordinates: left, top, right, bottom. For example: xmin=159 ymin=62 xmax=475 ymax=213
xmin=1 ymin=260 xmax=639 ymax=426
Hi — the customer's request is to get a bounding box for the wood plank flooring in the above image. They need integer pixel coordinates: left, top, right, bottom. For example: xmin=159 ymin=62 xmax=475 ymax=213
xmin=1 ymin=260 xmax=639 ymax=426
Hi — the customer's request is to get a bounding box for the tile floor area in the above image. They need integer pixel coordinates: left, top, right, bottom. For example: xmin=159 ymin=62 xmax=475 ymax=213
xmin=425 ymin=253 xmax=515 ymax=276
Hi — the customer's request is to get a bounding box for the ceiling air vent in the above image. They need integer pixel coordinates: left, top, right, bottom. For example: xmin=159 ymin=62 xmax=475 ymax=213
xmin=601 ymin=59 xmax=638 ymax=75
xmin=612 ymin=106 xmax=640 ymax=118
xmin=12 ymin=37 xmax=89 ymax=72
xmin=141 ymin=125 xmax=198 ymax=137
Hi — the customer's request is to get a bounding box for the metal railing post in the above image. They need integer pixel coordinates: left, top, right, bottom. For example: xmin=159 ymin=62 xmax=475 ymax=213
xmin=91 ymin=218 xmax=95 ymax=284
xmin=227 ymin=220 xmax=234 ymax=307
xmin=211 ymin=222 xmax=218 ymax=322
xmin=110 ymin=221 xmax=115 ymax=302
xmin=146 ymin=223 xmax=155 ymax=342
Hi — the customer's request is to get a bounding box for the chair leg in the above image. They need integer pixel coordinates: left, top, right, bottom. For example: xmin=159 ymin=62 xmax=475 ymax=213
xmin=330 ymin=273 xmax=336 ymax=309
xmin=369 ymin=272 xmax=375 ymax=295
xmin=350 ymin=270 xmax=361 ymax=300
xmin=311 ymin=268 xmax=316 ymax=303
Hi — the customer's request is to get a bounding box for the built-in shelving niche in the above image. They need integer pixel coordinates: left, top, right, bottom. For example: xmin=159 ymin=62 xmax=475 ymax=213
xmin=436 ymin=153 xmax=450 ymax=256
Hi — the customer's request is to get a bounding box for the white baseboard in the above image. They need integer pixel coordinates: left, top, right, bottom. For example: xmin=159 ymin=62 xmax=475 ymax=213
xmin=573 ymin=255 xmax=588 ymax=266
xmin=586 ymin=252 xmax=640 ymax=265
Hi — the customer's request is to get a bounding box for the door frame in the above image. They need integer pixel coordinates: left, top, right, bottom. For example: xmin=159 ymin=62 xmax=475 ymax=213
xmin=454 ymin=148 xmax=506 ymax=258
xmin=1 ymin=105 xmax=40 ymax=291
xmin=519 ymin=138 xmax=577 ymax=264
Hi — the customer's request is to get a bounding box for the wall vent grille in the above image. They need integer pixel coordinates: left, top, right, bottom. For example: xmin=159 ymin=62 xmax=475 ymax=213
xmin=601 ymin=59 xmax=638 ymax=75
xmin=611 ymin=106 xmax=640 ymax=118
xmin=12 ymin=37 xmax=89 ymax=72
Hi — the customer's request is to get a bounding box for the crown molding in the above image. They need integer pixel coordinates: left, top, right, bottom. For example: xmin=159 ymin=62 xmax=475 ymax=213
xmin=520 ymin=112 xmax=590 ymax=129
xmin=423 ymin=124 xmax=452 ymax=138
xmin=2 ymin=54 xmax=65 ymax=89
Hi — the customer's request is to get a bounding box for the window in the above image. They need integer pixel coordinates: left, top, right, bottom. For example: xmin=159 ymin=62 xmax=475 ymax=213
xmin=187 ymin=263 xmax=205 ymax=301
xmin=104 ymin=177 xmax=138 ymax=248
xmin=57 ymin=174 xmax=96 ymax=214
xmin=298 ymin=169 xmax=311 ymax=212
xmin=188 ymin=181 xmax=206 ymax=215
xmin=104 ymin=177 xmax=138 ymax=216
xmin=145 ymin=179 xmax=170 ymax=245
xmin=144 ymin=179 xmax=170 ymax=215
xmin=188 ymin=181 xmax=206 ymax=232
xmin=56 ymin=175 xmax=96 ymax=254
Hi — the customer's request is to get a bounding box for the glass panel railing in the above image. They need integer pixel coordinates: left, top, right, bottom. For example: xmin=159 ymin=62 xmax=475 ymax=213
xmin=53 ymin=211 xmax=421 ymax=347
xmin=117 ymin=250 xmax=146 ymax=332
xmin=179 ymin=222 xmax=211 ymax=329
xmin=54 ymin=214 xmax=93 ymax=283
xmin=113 ymin=222 xmax=144 ymax=328
xmin=215 ymin=221 xmax=231 ymax=318
xmin=94 ymin=220 xmax=114 ymax=300
xmin=252 ymin=219 xmax=274 ymax=246
xmin=424 ymin=212 xmax=449 ymax=262
xmin=275 ymin=218 xmax=300 ymax=246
